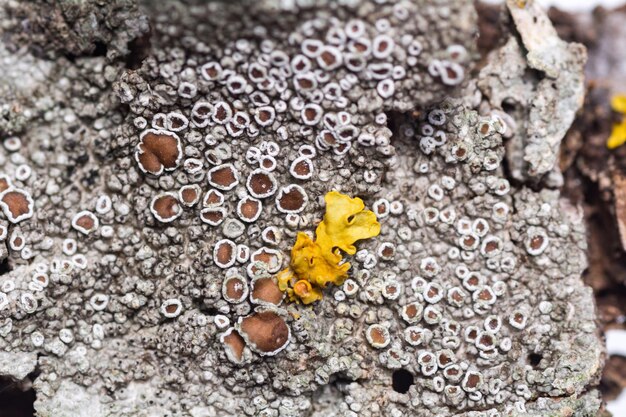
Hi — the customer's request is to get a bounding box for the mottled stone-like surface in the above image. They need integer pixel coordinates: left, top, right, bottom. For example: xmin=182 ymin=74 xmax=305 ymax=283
xmin=0 ymin=0 xmax=604 ymax=416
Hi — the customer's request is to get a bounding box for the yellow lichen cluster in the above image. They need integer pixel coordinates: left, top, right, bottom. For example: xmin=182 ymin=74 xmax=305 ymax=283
xmin=607 ymin=95 xmax=626 ymax=149
xmin=278 ymin=191 xmax=381 ymax=304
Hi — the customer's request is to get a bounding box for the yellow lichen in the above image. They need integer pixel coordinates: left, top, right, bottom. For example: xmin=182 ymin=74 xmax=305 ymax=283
xmin=290 ymin=231 xmax=350 ymax=288
xmin=607 ymin=95 xmax=626 ymax=149
xmin=276 ymin=268 xmax=293 ymax=292
xmin=293 ymin=279 xmax=322 ymax=305
xmin=278 ymin=191 xmax=380 ymax=304
xmin=316 ymin=191 xmax=381 ymax=261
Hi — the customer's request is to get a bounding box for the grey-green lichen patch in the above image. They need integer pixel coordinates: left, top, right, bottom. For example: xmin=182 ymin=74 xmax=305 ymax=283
xmin=34 ymin=380 xmax=103 ymax=417
xmin=479 ymin=0 xmax=586 ymax=182
xmin=0 ymin=350 xmax=37 ymax=380
xmin=2 ymin=0 xmax=149 ymax=60
xmin=0 ymin=42 xmax=53 ymax=137
xmin=0 ymin=0 xmax=603 ymax=416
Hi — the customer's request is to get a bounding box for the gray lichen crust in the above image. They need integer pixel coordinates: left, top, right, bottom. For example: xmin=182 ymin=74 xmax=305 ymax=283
xmin=0 ymin=1 xmax=603 ymax=416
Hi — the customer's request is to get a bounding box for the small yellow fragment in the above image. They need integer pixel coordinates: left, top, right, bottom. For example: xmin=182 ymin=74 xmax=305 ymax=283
xmin=292 ymin=280 xmax=323 ymax=305
xmin=515 ymin=0 xmax=527 ymax=8
xmin=276 ymin=268 xmax=294 ymax=292
xmin=607 ymin=94 xmax=626 ymax=149
xmin=608 ymin=122 xmax=626 ymax=150
xmin=278 ymin=190 xmax=380 ymax=304
xmin=276 ymin=265 xmax=323 ymax=304
xmin=611 ymin=95 xmax=626 ymax=113
xmin=290 ymin=311 xmax=301 ymax=320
